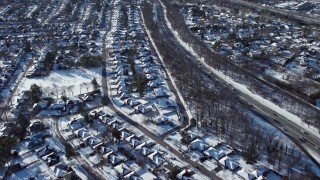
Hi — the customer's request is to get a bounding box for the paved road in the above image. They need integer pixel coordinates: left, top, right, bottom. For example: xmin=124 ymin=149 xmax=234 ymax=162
xmin=222 ymin=0 xmax=320 ymax=26
xmin=156 ymin=0 xmax=320 ymax=167
xmin=0 ymin=55 xmax=34 ymax=120
xmin=53 ymin=118 xmax=105 ymax=180
xmin=101 ymin=1 xmax=222 ymax=179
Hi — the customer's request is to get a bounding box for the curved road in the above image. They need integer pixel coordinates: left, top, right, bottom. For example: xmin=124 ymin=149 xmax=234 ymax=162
xmin=156 ymin=0 xmax=320 ymax=167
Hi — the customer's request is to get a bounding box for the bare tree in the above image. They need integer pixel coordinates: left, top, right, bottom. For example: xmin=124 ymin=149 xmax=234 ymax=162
xmin=52 ymin=84 xmax=61 ymax=99
xmin=67 ymin=85 xmax=75 ymax=96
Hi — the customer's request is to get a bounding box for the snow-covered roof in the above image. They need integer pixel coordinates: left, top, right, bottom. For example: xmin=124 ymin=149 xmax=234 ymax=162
xmin=203 ymin=147 xmax=226 ymax=160
xmin=114 ymin=163 xmax=134 ymax=177
xmin=218 ymin=156 xmax=239 ymax=171
xmin=237 ymin=169 xmax=255 ymax=180
xmin=189 ymin=138 xmax=209 ymax=151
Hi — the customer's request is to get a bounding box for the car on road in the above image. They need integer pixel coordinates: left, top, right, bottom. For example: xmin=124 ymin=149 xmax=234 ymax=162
xmin=274 ymin=119 xmax=280 ymax=123
xmin=281 ymin=127 xmax=288 ymax=132
xmin=299 ymin=136 xmax=307 ymax=142
xmin=170 ymin=132 xmax=177 ymax=136
xmin=301 ymin=130 xmax=308 ymax=135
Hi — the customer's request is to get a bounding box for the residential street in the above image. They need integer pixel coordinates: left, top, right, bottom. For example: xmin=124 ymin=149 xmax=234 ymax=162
xmin=100 ymin=1 xmax=221 ymax=179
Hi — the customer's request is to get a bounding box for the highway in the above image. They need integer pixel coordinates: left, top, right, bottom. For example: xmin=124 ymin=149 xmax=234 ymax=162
xmin=156 ymin=0 xmax=320 ymax=167
xmin=221 ymin=0 xmax=320 ymax=26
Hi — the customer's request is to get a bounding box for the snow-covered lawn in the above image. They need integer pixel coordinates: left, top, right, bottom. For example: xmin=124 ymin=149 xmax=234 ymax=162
xmin=15 ymin=67 xmax=101 ymax=99
xmin=7 ymin=161 xmax=52 ymax=180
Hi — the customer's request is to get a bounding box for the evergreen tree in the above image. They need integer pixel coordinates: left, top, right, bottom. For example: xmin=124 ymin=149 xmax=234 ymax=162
xmin=0 ymin=136 xmax=17 ymax=166
xmin=243 ymin=143 xmax=259 ymax=164
xmin=112 ymin=128 xmax=121 ymax=142
xmin=30 ymin=84 xmax=42 ymax=103
xmin=91 ymin=78 xmax=99 ymax=90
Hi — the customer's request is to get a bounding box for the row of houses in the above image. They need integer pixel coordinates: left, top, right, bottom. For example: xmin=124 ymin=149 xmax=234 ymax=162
xmin=67 ymin=108 xmax=168 ymax=179
xmin=187 ymin=137 xmax=283 ymax=180
xmin=107 ymin=3 xmax=180 ymax=127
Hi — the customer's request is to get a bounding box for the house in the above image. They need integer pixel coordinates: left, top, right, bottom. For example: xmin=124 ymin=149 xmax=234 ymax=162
xmin=203 ymin=147 xmax=226 ymax=160
xmin=156 ymin=99 xmax=177 ymax=109
xmin=32 ymin=101 xmax=48 ymax=114
xmin=237 ymin=169 xmax=256 ymax=180
xmin=237 ymin=168 xmax=266 ymax=180
xmin=153 ymin=116 xmax=170 ymax=125
xmin=49 ymin=103 xmax=65 ymax=111
xmin=96 ymin=144 xmax=113 ymax=155
xmin=125 ymin=98 xmax=140 ymax=107
xmin=176 ymin=169 xmax=195 ymax=180
xmin=109 ymin=120 xmax=123 ymax=129
xmin=53 ymin=164 xmax=70 ymax=178
xmin=99 ymin=113 xmax=114 ymax=124
xmin=108 ymin=153 xmax=127 ymax=165
xmin=154 ymin=87 xmax=170 ymax=97
xmin=27 ymin=138 xmax=44 ymax=149
xmin=79 ymin=93 xmax=95 ymax=102
xmin=134 ymin=168 xmax=157 ymax=180
xmin=120 ymin=128 xmax=133 ymax=140
xmin=137 ymin=104 xmax=153 ymax=114
xmin=189 ymin=138 xmax=209 ymax=151
xmin=68 ymin=118 xmax=84 ymax=131
xmin=114 ymin=163 xmax=135 ymax=179
xmin=126 ymin=135 xmax=144 ymax=148
xmin=36 ymin=145 xmax=55 ymax=157
xmin=66 ymin=99 xmax=77 ymax=108
xmin=84 ymin=136 xmax=102 ymax=147
xmin=90 ymin=110 xmax=105 ymax=119
xmin=148 ymin=151 xmax=165 ymax=166
xmin=44 ymin=152 xmax=60 ymax=166
xmin=76 ymin=128 xmax=90 ymax=139
xmin=29 ymin=121 xmax=46 ymax=132
xmin=141 ymin=145 xmax=153 ymax=156
xmin=218 ymin=156 xmax=239 ymax=171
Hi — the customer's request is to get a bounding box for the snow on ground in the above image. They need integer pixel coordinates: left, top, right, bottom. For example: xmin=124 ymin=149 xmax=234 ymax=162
xmin=265 ymin=69 xmax=289 ymax=83
xmin=11 ymin=153 xmax=38 ymax=166
xmin=101 ymin=165 xmax=118 ymax=180
xmin=56 ymin=105 xmax=208 ymax=179
xmin=161 ymin=2 xmax=320 ymax=138
xmin=6 ymin=161 xmax=53 ymax=180
xmin=110 ymin=96 xmax=177 ymax=136
xmin=0 ymin=57 xmax=31 ymax=100
xmin=15 ymin=67 xmax=101 ymax=99
xmin=141 ymin=7 xmax=193 ymax=120
xmin=304 ymin=146 xmax=320 ymax=175
xmin=201 ymin=134 xmax=221 ymax=147
xmin=213 ymin=68 xmax=320 ymax=139
xmin=165 ymin=132 xmax=189 ymax=152
xmin=71 ymin=164 xmax=88 ymax=180
xmin=202 ymin=159 xmax=218 ymax=171
xmin=159 ymin=0 xmax=320 ymax=139
xmin=246 ymin=110 xmax=296 ymax=146
xmin=217 ymin=169 xmax=242 ymax=180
